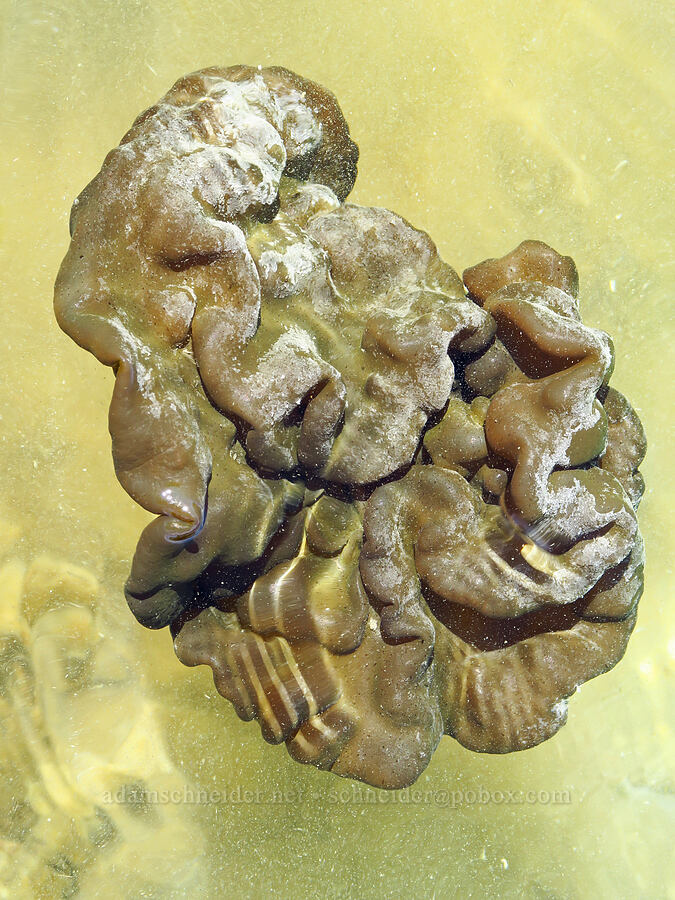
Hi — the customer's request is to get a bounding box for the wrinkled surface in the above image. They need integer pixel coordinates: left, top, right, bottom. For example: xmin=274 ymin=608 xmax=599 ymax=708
xmin=55 ymin=66 xmax=646 ymax=788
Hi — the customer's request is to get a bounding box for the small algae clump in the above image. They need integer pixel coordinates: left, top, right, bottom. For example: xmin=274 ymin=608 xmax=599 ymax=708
xmin=0 ymin=555 xmax=208 ymax=896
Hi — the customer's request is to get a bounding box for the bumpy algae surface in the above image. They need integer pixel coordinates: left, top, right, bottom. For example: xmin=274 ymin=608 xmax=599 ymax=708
xmin=55 ymin=67 xmax=645 ymax=789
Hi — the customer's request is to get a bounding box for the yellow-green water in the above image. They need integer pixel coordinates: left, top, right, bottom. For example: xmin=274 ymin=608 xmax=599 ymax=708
xmin=1 ymin=1 xmax=673 ymax=897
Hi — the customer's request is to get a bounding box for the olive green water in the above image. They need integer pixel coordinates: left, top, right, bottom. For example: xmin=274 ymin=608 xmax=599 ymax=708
xmin=1 ymin=1 xmax=673 ymax=897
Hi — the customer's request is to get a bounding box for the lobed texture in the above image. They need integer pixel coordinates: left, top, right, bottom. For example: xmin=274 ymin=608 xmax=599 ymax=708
xmin=55 ymin=66 xmax=646 ymax=788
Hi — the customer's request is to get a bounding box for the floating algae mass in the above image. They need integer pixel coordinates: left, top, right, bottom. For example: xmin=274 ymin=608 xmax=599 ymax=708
xmin=54 ymin=66 xmax=646 ymax=789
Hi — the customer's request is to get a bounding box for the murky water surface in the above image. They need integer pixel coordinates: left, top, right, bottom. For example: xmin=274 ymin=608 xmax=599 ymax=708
xmin=0 ymin=1 xmax=672 ymax=897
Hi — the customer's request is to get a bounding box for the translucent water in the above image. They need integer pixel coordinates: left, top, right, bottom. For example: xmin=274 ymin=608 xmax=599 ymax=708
xmin=0 ymin=1 xmax=672 ymax=897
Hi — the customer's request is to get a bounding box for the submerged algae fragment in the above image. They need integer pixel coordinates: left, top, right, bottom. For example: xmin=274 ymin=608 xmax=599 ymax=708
xmin=0 ymin=555 xmax=209 ymax=896
xmin=55 ymin=66 xmax=646 ymax=789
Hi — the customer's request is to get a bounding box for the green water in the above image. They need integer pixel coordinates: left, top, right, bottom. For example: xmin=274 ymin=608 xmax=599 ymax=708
xmin=0 ymin=1 xmax=673 ymax=897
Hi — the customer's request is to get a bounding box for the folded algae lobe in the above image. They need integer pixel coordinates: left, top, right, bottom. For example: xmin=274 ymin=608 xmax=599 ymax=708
xmin=54 ymin=66 xmax=646 ymax=789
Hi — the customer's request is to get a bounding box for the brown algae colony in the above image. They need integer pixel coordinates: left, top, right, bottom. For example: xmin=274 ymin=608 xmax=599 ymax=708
xmin=54 ymin=66 xmax=646 ymax=790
